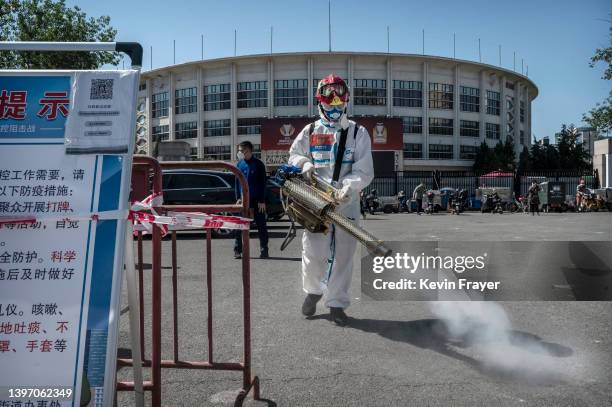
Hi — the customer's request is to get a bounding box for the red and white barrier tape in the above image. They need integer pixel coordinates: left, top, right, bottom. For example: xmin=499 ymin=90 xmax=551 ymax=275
xmin=0 ymin=193 xmax=251 ymax=234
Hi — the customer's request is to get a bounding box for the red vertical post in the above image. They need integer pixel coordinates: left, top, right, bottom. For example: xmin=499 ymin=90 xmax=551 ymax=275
xmin=241 ymin=226 xmax=251 ymax=390
xmin=171 ymin=231 xmax=179 ymax=362
xmin=151 ymin=225 xmax=162 ymax=407
xmin=137 ymin=231 xmax=145 ymax=361
xmin=206 ymin=229 xmax=213 ymax=363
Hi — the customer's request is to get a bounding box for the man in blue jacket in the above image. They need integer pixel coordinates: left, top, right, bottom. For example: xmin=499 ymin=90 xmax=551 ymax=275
xmin=234 ymin=141 xmax=269 ymax=259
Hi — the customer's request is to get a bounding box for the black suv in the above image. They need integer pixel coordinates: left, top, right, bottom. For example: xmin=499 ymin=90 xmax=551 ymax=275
xmin=162 ymin=169 xmax=285 ymax=221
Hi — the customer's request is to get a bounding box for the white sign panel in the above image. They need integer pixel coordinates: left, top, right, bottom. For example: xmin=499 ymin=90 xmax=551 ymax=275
xmin=0 ymin=70 xmax=138 ymax=407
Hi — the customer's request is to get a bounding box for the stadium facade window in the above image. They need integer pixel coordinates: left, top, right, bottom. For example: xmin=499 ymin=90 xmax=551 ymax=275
xmin=520 ymin=101 xmax=525 ymax=123
xmin=237 ymin=81 xmax=268 ymax=108
xmin=429 ymin=144 xmax=453 ymax=159
xmin=460 ymin=120 xmax=479 ymax=138
xmin=312 ymin=79 xmax=320 ymax=102
xmin=203 ymin=119 xmax=231 ymax=137
xmin=152 ymin=125 xmax=169 ymax=142
xmin=486 ymin=90 xmax=501 ymax=115
xmin=429 ymin=117 xmax=454 ymax=135
xmin=175 ymin=121 xmax=197 ymax=140
xmin=428 ymin=83 xmax=453 ymax=109
xmin=252 ymin=143 xmax=262 ymax=159
xmin=460 ymin=86 xmax=479 ymax=112
xmin=175 ymin=87 xmax=197 ymax=114
xmin=274 ymin=79 xmax=308 ymax=106
xmin=190 ymin=147 xmax=198 ymax=160
xmin=486 ymin=122 xmax=500 ymax=140
xmin=237 ymin=118 xmax=262 ymax=135
xmin=353 ymin=79 xmax=387 ymax=106
xmin=402 ymin=116 xmax=422 ymax=134
xmin=403 ymin=143 xmax=423 ymax=159
xmin=393 ymin=80 xmax=422 ymax=107
xmin=204 ymin=84 xmax=231 ymax=111
xmin=460 ymin=145 xmax=478 ymax=160
xmin=203 ymin=145 xmax=231 ymax=161
xmin=151 ymin=91 xmax=168 ymax=118
xmin=520 ymin=130 xmax=526 ymax=145
xmin=505 ymin=81 xmax=515 ymax=90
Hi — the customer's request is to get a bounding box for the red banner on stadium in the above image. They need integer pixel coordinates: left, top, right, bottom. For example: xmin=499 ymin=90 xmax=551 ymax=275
xmin=261 ymin=117 xmax=403 ymax=151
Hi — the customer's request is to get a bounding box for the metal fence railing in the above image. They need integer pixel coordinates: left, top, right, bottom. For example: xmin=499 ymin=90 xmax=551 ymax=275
xmin=362 ymin=170 xmax=599 ymax=201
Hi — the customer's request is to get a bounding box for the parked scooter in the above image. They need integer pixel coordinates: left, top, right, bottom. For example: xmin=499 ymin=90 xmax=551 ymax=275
xmin=397 ymin=190 xmax=410 ymax=213
xmin=482 ymin=191 xmax=503 ymax=214
xmin=365 ymin=189 xmax=381 ymax=214
xmin=580 ymin=190 xmax=606 ymax=212
xmin=449 ymin=189 xmax=467 ymax=214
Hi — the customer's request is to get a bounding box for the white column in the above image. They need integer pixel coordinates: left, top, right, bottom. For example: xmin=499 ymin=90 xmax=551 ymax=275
xmin=500 ymin=75 xmax=506 ymax=143
xmin=197 ymin=67 xmax=204 ymax=159
xmin=386 ymin=58 xmax=392 ymax=116
xmin=479 ymin=70 xmax=486 ymax=144
xmin=307 ymin=57 xmax=314 ymax=117
xmin=453 ymin=64 xmax=460 ymax=160
xmin=525 ymin=87 xmax=531 ymax=145
xmin=145 ymin=78 xmax=152 ymax=155
xmin=230 ymin=63 xmax=237 ymax=158
xmin=423 ymin=61 xmax=429 ymax=158
xmin=268 ymin=59 xmax=274 ymax=118
xmin=169 ymin=71 xmax=175 ymax=140
xmin=348 ymin=56 xmax=354 ymax=117
xmin=514 ymin=82 xmax=521 ymax=157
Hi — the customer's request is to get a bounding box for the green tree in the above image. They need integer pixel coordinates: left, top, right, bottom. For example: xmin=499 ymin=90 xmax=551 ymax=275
xmin=584 ymin=18 xmax=611 ymax=136
xmin=583 ymin=94 xmax=612 ymax=136
xmin=590 ymin=21 xmax=612 ymax=80
xmin=500 ymin=137 xmax=516 ymax=170
xmin=0 ymin=0 xmax=119 ymax=69
xmin=517 ymin=145 xmax=530 ymax=172
xmin=557 ymin=124 xmax=591 ymax=170
xmin=493 ymin=140 xmax=505 ymax=169
xmin=473 ymin=141 xmax=492 ymax=172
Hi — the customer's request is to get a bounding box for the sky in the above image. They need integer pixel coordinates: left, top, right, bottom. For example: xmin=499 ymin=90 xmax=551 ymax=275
xmin=67 ymin=0 xmax=610 ymax=140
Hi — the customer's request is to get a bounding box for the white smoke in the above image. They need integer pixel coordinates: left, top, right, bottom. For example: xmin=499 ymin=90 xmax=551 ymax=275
xmin=430 ymin=301 xmax=575 ymax=384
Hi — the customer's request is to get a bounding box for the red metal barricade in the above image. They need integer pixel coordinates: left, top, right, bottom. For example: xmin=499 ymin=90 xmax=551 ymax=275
xmin=117 ymin=156 xmax=260 ymax=406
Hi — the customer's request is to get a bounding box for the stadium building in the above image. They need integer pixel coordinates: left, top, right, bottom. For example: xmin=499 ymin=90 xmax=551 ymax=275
xmin=134 ymin=52 xmax=538 ymax=174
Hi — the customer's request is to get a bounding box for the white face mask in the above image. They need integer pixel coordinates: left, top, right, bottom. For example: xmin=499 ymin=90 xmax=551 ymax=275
xmin=237 ymin=151 xmax=245 ymax=160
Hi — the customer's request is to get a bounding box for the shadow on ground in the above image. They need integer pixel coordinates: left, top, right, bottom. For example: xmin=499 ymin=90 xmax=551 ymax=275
xmin=311 ymin=315 xmax=573 ymax=385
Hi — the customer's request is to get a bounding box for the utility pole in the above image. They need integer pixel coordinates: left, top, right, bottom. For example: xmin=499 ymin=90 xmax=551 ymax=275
xmin=422 ymin=29 xmax=425 ymax=55
xmin=498 ymin=45 xmax=501 ymax=66
xmin=234 ymin=29 xmax=237 ymax=56
xmin=387 ymin=26 xmax=390 ymax=53
xmin=270 ymin=26 xmax=273 ymax=54
xmin=173 ymin=39 xmax=176 ymax=64
xmin=201 ymin=35 xmax=204 ymax=60
xmin=513 ymin=51 xmax=516 ymax=71
xmin=453 ymin=33 xmax=456 ymax=59
xmin=150 ymin=45 xmax=153 ymax=70
xmin=328 ymin=0 xmax=332 ymax=52
xmin=478 ymin=38 xmax=481 ymax=62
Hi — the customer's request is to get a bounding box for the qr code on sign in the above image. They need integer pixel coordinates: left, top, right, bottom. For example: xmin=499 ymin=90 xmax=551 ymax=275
xmin=90 ymin=79 xmax=114 ymax=100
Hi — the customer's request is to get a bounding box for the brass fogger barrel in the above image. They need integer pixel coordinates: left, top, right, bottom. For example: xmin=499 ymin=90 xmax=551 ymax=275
xmin=325 ymin=210 xmax=392 ymax=258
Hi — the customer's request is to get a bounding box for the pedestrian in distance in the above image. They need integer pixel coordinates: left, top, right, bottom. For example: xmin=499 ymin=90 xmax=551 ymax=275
xmin=528 ymin=180 xmax=541 ymax=216
xmin=413 ymin=181 xmax=427 ymax=215
xmin=234 ymin=141 xmax=269 ymax=259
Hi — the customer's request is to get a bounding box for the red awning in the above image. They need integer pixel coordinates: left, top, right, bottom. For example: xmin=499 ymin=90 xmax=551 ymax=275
xmin=480 ymin=171 xmax=513 ymax=177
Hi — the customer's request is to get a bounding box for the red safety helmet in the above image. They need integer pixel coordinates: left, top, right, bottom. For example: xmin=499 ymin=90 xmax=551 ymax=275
xmin=315 ymin=74 xmax=350 ymax=106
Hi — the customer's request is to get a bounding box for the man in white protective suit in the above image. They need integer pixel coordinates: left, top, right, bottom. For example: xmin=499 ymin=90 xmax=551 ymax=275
xmin=288 ymin=74 xmax=374 ymax=326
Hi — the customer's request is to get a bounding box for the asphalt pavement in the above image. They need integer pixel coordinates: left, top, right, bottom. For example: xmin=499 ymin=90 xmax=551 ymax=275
xmin=116 ymin=211 xmax=612 ymax=407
